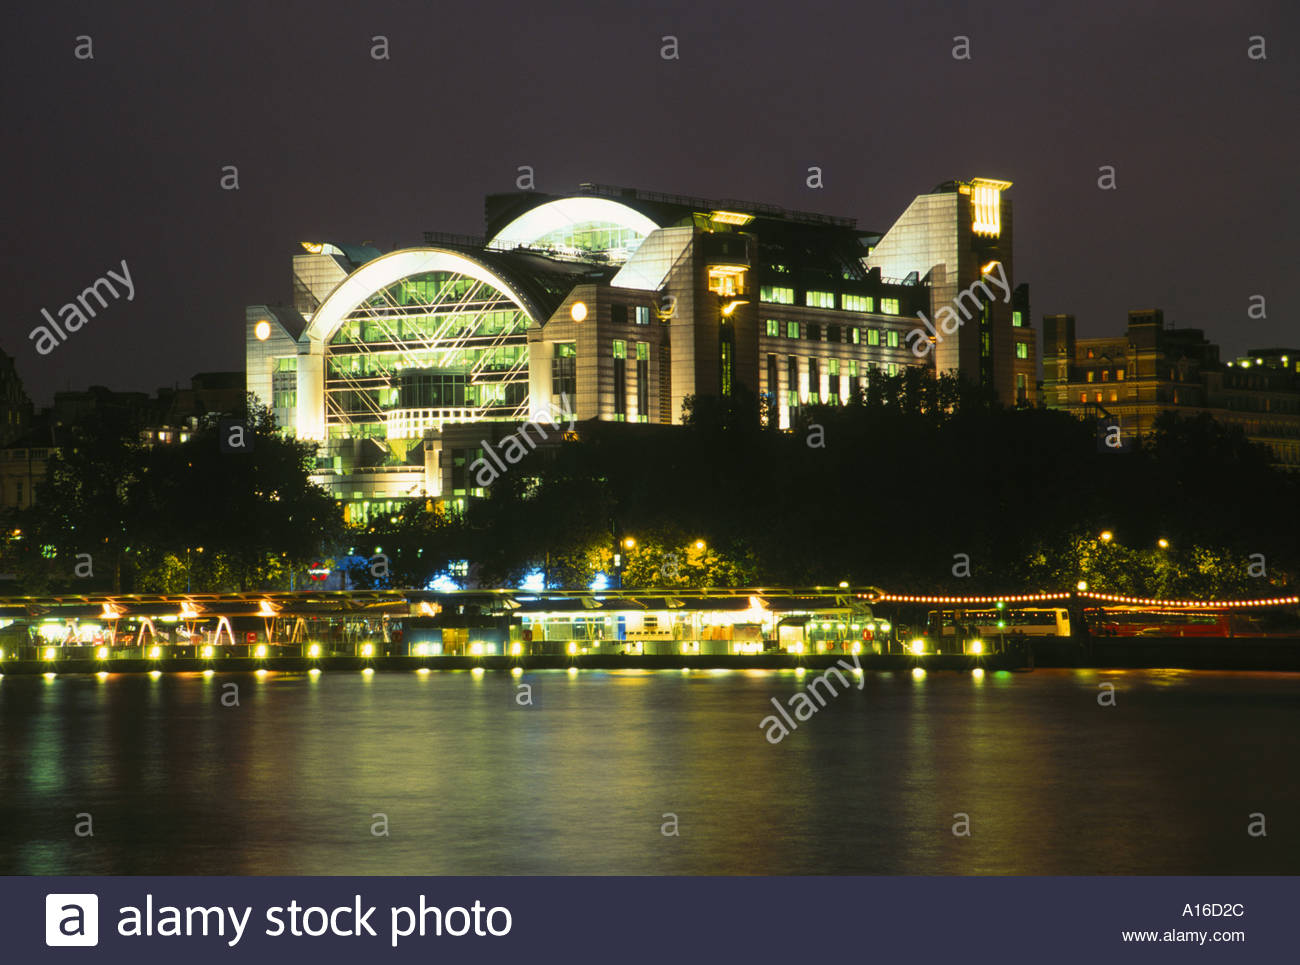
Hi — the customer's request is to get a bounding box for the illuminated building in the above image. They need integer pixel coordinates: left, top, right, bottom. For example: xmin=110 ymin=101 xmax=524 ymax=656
xmin=244 ymin=180 xmax=1036 ymax=517
xmin=1042 ymin=309 xmax=1300 ymax=468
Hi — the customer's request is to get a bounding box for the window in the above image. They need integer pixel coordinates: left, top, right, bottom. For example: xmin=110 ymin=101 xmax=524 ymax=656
xmin=805 ymin=290 xmax=835 ymax=309
xmin=787 ymin=357 xmax=800 ymax=412
xmin=1080 ymin=392 xmax=1087 ymax=403
xmin=634 ymin=305 xmax=650 ymax=325
xmin=766 ymin=319 xmax=780 ymax=337
xmin=808 ymin=357 xmax=820 ymax=403
xmin=1110 ymin=391 xmax=1118 ymax=402
xmin=880 ymin=298 xmax=900 ymax=315
xmin=806 ymin=323 xmax=821 ymax=341
xmin=636 ymin=342 xmax=649 ymax=422
xmin=843 ymin=294 xmax=873 ymax=313
xmin=1086 ymin=371 xmax=1094 ymax=382
xmin=867 ymin=329 xmax=880 ymax=346
xmin=849 ymin=359 xmax=858 ymax=378
xmin=786 ymin=321 xmax=800 ymax=339
xmin=761 ymin=285 xmax=795 ymax=305
xmin=827 ymin=325 xmax=841 ymax=343
xmin=611 ymin=304 xmax=627 ymax=325
xmin=552 ymin=343 xmax=576 ymax=398
xmin=766 ymin=353 xmax=778 ymax=404
xmin=851 ymin=327 xmax=860 ymax=344
xmin=1100 ymin=369 xmax=1108 ymax=381
xmin=612 ymin=340 xmax=627 ymax=420
xmin=1116 ymin=369 xmax=1125 ymax=381
xmin=828 ymin=358 xmax=840 ymax=403
xmin=1012 ymin=310 xmax=1024 ymax=327
xmin=1016 ymin=343 xmax=1028 ymax=360
xmin=887 ymin=362 xmax=898 ymax=376
xmin=886 ymin=330 xmax=899 ymax=348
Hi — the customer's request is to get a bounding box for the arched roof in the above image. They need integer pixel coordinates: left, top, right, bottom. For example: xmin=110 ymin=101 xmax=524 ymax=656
xmin=488 ymin=197 xmax=661 ymax=251
xmin=302 ymin=248 xmax=542 ymax=344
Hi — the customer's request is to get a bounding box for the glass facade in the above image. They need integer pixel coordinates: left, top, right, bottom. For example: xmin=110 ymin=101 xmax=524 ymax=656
xmin=324 ymin=269 xmax=531 ymax=442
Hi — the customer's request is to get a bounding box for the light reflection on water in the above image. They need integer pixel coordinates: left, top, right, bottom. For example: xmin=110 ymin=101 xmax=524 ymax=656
xmin=0 ymin=668 xmax=1296 ymax=875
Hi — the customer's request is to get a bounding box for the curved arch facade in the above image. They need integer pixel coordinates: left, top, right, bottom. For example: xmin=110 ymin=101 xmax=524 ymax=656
xmin=488 ymin=197 xmax=660 ymax=263
xmin=296 ymin=248 xmax=540 ymax=448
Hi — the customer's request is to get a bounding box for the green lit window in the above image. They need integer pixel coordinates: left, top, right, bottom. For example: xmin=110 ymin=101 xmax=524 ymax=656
xmin=867 ymin=329 xmax=880 ymax=346
xmin=843 ymin=294 xmax=873 ymax=313
xmin=849 ymin=359 xmax=858 ymax=378
xmin=880 ymin=298 xmax=900 ymax=315
xmin=613 ymin=339 xmax=627 ymax=359
xmin=888 ymin=363 xmax=899 ymax=376
xmin=275 ymin=357 xmax=297 ymax=372
xmin=1016 ymin=342 xmax=1028 ymax=359
xmin=786 ymin=321 xmax=800 ymax=339
xmin=761 ymin=286 xmax=795 ymax=305
xmin=887 ymin=330 xmax=899 ymax=348
xmin=851 ymin=327 xmax=860 ymax=344
xmin=1012 ymin=310 xmax=1024 ymax=327
xmin=806 ymin=290 xmax=835 ymax=309
xmin=636 ymin=341 xmax=649 ymax=361
xmin=766 ymin=319 xmax=780 ymax=337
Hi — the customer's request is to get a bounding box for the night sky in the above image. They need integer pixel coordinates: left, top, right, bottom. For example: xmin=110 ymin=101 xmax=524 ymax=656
xmin=3 ymin=0 xmax=1295 ymax=406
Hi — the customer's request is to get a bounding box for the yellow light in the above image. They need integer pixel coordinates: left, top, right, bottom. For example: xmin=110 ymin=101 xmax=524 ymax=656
xmin=255 ymin=320 xmax=271 ymax=341
xmin=511 ymin=642 xmax=523 ymax=656
xmin=972 ymin=668 xmax=985 ymax=680
xmin=1099 ymin=531 xmax=1113 ymax=542
xmin=710 ymin=210 xmax=754 ymax=226
xmin=623 ymin=537 xmax=636 ymax=548
xmin=200 ymin=645 xmax=214 ymax=658
xmin=912 ymin=667 xmax=927 ymax=680
xmin=254 ymin=644 xmax=267 ymax=658
xmin=414 ymin=643 xmax=428 ymax=657
xmin=694 ymin=540 xmax=705 ymax=550
xmin=43 ymin=647 xmax=56 ymax=660
xmin=149 ymin=646 xmax=161 ymax=659
xmin=417 ymin=667 xmax=430 ymax=676
xmin=255 ymin=668 xmax=268 ymax=678
xmin=362 ymin=667 xmax=374 ymax=676
xmin=511 ymin=666 xmax=523 ymax=676
xmin=43 ymin=671 xmax=56 ymax=680
xmin=96 ymin=671 xmax=109 ymax=681
xmin=909 ymin=639 xmax=926 ymax=655
xmin=879 ymin=622 xmax=891 ymax=632
xmin=1157 ymin=538 xmax=1170 ymax=549
xmin=101 ymin=603 xmax=121 ymax=619
xmin=570 ymin=301 xmax=588 ymax=322
xmin=96 ymin=646 xmax=108 ymax=660
xmin=361 ymin=643 xmax=374 ymax=658
xmin=471 ymin=666 xmax=484 ymax=677
xmin=308 ymin=644 xmax=321 ymax=658
xmin=469 ymin=642 xmax=484 ymax=656
xmin=1077 ymin=581 xmax=1089 ymax=592
xmin=851 ymin=642 xmax=862 ymax=655
xmin=300 ymin=242 xmax=324 ymax=253
xmin=149 ymin=670 xmax=161 ymax=680
xmin=981 ymin=260 xmax=999 ymax=275
xmin=257 ymin=600 xmax=276 ymax=617
xmin=795 ymin=666 xmax=806 ymax=677
xmin=721 ymin=299 xmax=746 ymax=316
xmin=203 ymin=668 xmax=215 ymax=677
xmin=567 ymin=642 xmax=577 ymax=655
xmin=568 ymin=666 xmax=578 ymax=676
xmin=790 ymin=642 xmax=804 ymax=655
xmin=970 ymin=640 xmax=983 ymax=654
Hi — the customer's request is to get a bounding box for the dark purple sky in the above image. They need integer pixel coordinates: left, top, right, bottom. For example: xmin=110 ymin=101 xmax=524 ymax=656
xmin=4 ymin=0 xmax=1296 ymax=405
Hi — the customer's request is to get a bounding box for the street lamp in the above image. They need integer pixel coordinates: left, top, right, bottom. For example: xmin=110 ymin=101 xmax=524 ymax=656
xmin=1077 ymin=580 xmax=1088 ymax=592
xmin=1099 ymin=531 xmax=1113 ymax=543
xmin=1157 ymin=538 xmax=1170 ymax=549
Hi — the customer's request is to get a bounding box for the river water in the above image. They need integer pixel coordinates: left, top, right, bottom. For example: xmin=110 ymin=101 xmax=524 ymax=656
xmin=1 ymin=667 xmax=1296 ymax=875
